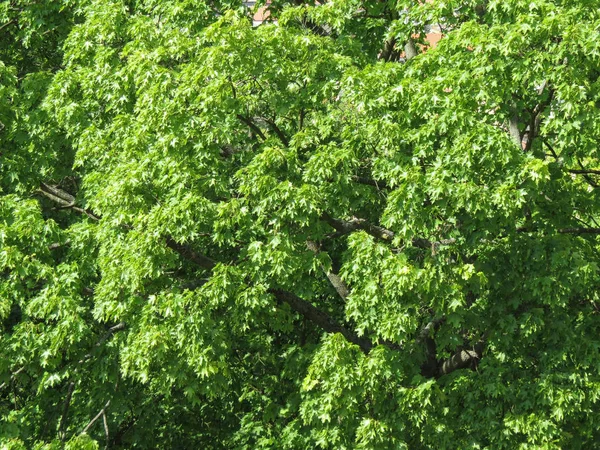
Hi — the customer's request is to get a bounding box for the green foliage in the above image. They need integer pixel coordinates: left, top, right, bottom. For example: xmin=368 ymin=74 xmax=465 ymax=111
xmin=2 ymin=0 xmax=600 ymax=448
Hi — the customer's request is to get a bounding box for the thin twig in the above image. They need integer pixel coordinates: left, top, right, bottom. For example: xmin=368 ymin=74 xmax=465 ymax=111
xmin=78 ymin=322 xmax=126 ymax=364
xmin=0 ymin=20 xmax=16 ymax=33
xmin=0 ymin=366 xmax=25 ymax=390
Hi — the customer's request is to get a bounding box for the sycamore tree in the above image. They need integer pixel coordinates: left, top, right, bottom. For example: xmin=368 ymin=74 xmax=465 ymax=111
xmin=2 ymin=0 xmax=600 ymax=448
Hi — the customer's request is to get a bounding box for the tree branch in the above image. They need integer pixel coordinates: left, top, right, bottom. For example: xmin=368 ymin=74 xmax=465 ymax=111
xmin=380 ymin=37 xmax=397 ymax=62
xmin=559 ymin=227 xmax=600 ymax=235
xmin=236 ymin=114 xmax=267 ymax=141
xmin=0 ymin=19 xmax=16 ymax=33
xmin=102 ymin=410 xmax=110 ymax=449
xmin=567 ymin=168 xmax=600 ymax=176
xmin=94 ymin=323 xmax=126 ymax=350
xmin=269 ymin=289 xmax=372 ymax=353
xmin=261 ymin=116 xmax=289 ymax=147
xmin=0 ymin=366 xmax=25 ymax=390
xmin=417 ymin=317 xmax=445 ymax=378
xmin=306 ymin=240 xmax=350 ymax=300
xmin=59 ymin=382 xmax=76 ymax=441
xmin=40 ymin=182 xmax=75 ymax=203
xmin=517 ymin=226 xmax=600 ymax=235
xmin=165 ymin=237 xmax=216 ymax=270
xmin=38 ymin=183 xmax=100 ymax=221
xmin=81 ymin=400 xmax=111 ymax=435
xmin=404 ymin=39 xmax=417 ymax=60
xmin=509 ymin=105 xmax=522 ymax=148
xmin=437 ymin=342 xmax=483 ymax=377
xmin=351 ymin=175 xmax=389 ymax=189
xmin=166 ymin=237 xmax=373 ymax=353
xmin=321 ymin=213 xmax=395 ymax=241
xmin=523 ymin=83 xmax=554 ymax=151
xmin=78 ymin=323 xmax=126 ymax=365
xmin=40 ymin=182 xmax=477 ymax=375
xmin=321 ymin=213 xmax=456 ymax=250
xmin=110 ymin=394 xmax=164 ymax=447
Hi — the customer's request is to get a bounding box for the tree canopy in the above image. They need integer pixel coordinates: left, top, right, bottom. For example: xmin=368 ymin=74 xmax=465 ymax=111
xmin=2 ymin=0 xmax=600 ymax=448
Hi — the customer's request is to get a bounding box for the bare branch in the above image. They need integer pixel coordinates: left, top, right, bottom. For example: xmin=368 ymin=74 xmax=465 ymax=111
xmin=306 ymin=240 xmax=350 ymax=300
xmin=270 ymin=289 xmax=373 ymax=353
xmin=321 ymin=213 xmax=456 ymax=251
xmin=102 ymin=410 xmax=110 ymax=449
xmin=437 ymin=342 xmax=483 ymax=377
xmin=81 ymin=400 xmax=111 ymax=435
xmin=0 ymin=366 xmax=25 ymax=390
xmin=38 ymin=183 xmax=100 ymax=221
xmin=166 ymin=237 xmax=374 ymax=353
xmin=261 ymin=116 xmax=290 ymax=147
xmin=0 ymin=20 xmax=16 ymax=33
xmin=165 ymin=237 xmax=216 ymax=270
xmin=236 ymin=114 xmax=267 ymax=141
xmin=567 ymin=168 xmax=600 ymax=176
xmin=351 ymin=175 xmax=389 ymax=189
xmin=59 ymin=382 xmax=76 ymax=441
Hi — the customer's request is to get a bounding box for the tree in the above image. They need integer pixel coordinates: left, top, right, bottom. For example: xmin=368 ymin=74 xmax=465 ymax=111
xmin=2 ymin=0 xmax=600 ymax=447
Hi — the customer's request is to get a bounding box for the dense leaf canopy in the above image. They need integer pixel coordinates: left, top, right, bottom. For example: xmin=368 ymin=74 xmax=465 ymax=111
xmin=2 ymin=0 xmax=600 ymax=448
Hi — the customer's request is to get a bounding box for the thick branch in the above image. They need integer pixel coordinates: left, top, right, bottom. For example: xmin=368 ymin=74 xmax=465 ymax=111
xmin=523 ymin=83 xmax=554 ymax=151
xmin=509 ymin=108 xmax=522 ymax=148
xmin=380 ymin=37 xmax=397 ymax=62
xmin=261 ymin=117 xmax=290 ymax=147
xmin=165 ymin=237 xmax=216 ymax=270
xmin=236 ymin=114 xmax=267 ymax=141
xmin=38 ymin=183 xmax=100 ymax=221
xmin=270 ymin=289 xmax=372 ymax=353
xmin=437 ymin=343 xmax=483 ymax=377
xmin=321 ymin=213 xmax=456 ymax=250
xmin=41 ymin=182 xmax=75 ymax=203
xmin=404 ymin=39 xmax=417 ymax=60
xmin=167 ymin=238 xmax=372 ymax=353
xmin=48 ymin=240 xmax=71 ymax=250
xmin=322 ymin=213 xmax=395 ymax=241
xmin=59 ymin=382 xmax=76 ymax=441
xmin=567 ymin=168 xmax=600 ymax=176
xmin=306 ymin=240 xmax=350 ymax=300
xmin=417 ymin=317 xmax=445 ymax=378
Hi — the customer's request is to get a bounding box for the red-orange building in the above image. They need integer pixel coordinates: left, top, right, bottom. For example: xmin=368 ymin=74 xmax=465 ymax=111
xmin=245 ymin=1 xmax=443 ymax=49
